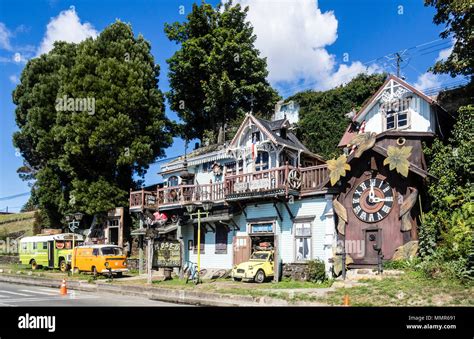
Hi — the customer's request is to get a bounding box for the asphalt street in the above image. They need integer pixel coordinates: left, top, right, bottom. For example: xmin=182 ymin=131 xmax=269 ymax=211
xmin=0 ymin=281 xmax=187 ymax=306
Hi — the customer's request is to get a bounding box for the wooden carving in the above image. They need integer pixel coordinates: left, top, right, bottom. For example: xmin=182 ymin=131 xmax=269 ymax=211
xmin=400 ymin=187 xmax=418 ymax=231
xmin=333 ymin=199 xmax=347 ymax=235
xmin=383 ymin=145 xmax=412 ymax=177
xmin=327 ymin=154 xmax=351 ymax=186
xmin=348 ymin=132 xmax=377 ymax=158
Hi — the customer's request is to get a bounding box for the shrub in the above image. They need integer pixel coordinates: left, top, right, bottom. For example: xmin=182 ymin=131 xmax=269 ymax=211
xmin=307 ymin=259 xmax=327 ymax=282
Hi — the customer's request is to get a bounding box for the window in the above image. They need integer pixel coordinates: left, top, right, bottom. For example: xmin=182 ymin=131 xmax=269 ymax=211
xmin=22 ymin=243 xmax=27 ymax=250
xmin=226 ymin=160 xmax=244 ymax=175
xmin=193 ymin=226 xmax=205 ymax=254
xmin=101 ymin=247 xmax=123 ymax=255
xmin=168 ymin=176 xmax=179 ymax=187
xmin=294 ymin=221 xmax=312 ymax=261
xmin=92 ymin=248 xmax=99 ymax=256
xmin=42 ymin=242 xmax=48 ymax=250
xmin=255 ymin=151 xmax=269 ymax=171
xmin=251 ymin=131 xmax=261 ymax=142
xmin=385 ymin=109 xmax=410 ymax=130
xmin=215 ymin=225 xmax=228 ymax=254
xmin=33 ymin=242 xmax=37 ymax=250
xmin=108 ymin=218 xmax=119 ymax=227
xmin=250 ymin=222 xmax=274 ymax=234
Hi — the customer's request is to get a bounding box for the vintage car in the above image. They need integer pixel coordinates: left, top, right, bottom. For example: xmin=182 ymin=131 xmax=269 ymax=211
xmin=72 ymin=245 xmax=128 ymax=277
xmin=231 ymin=250 xmax=274 ymax=283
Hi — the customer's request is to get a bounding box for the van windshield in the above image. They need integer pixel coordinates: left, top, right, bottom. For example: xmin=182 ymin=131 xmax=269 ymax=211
xmin=101 ymin=247 xmax=123 ymax=255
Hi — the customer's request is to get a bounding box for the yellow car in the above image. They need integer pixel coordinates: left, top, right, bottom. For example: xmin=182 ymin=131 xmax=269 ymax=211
xmin=231 ymin=250 xmax=274 ymax=283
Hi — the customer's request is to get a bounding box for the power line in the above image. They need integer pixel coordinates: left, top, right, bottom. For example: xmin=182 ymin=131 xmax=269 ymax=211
xmin=0 ymin=192 xmax=30 ymax=201
xmin=278 ymin=37 xmax=453 ymax=97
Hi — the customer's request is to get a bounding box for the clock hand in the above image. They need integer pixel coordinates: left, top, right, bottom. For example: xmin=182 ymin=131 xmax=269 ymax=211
xmin=369 ymin=183 xmax=375 ymax=202
xmin=372 ymin=197 xmax=390 ymax=203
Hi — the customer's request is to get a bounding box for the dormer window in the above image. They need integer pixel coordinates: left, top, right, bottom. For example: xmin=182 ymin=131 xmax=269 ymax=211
xmin=252 ymin=131 xmax=261 ymax=142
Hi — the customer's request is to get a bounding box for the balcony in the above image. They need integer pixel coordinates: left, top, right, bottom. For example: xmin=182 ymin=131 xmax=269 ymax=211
xmin=129 ymin=164 xmax=328 ymax=211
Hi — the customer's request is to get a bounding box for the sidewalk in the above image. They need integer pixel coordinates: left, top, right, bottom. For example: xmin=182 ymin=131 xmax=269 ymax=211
xmin=0 ymin=271 xmax=330 ymax=306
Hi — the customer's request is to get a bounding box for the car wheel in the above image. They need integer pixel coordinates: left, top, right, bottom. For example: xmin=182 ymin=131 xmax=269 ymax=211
xmin=59 ymin=260 xmax=68 ymax=272
xmin=254 ymin=269 xmax=265 ymax=283
xmin=31 ymin=259 xmax=38 ymax=270
xmin=116 ymin=272 xmax=123 ymax=278
xmin=233 ymin=277 xmax=242 ymax=282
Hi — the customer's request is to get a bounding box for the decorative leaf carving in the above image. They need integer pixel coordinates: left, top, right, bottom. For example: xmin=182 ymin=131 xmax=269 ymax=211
xmin=327 ymin=154 xmax=351 ymax=186
xmin=333 ymin=199 xmax=347 ymax=235
xmin=347 ymin=132 xmax=377 ymax=158
xmin=383 ymin=145 xmax=412 ymax=177
xmin=400 ymin=187 xmax=418 ymax=231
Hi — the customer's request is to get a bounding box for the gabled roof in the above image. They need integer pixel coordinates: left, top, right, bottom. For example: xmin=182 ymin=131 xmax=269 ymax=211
xmin=229 ymin=113 xmax=324 ymax=162
xmin=338 ymin=74 xmax=446 ymax=147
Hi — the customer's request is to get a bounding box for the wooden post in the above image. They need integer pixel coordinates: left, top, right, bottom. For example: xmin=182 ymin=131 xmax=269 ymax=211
xmin=284 ymin=161 xmax=289 ymax=197
xmin=138 ymin=218 xmax=144 ymax=275
xmin=141 ymin=189 xmax=144 ymax=210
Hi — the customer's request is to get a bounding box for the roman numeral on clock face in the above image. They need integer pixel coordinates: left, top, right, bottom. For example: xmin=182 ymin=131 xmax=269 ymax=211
xmin=368 ymin=213 xmax=374 ymax=222
xmin=382 ymin=205 xmax=390 ymax=213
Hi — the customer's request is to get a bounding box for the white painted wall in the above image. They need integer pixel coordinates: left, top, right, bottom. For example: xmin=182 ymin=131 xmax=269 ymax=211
xmin=363 ymin=93 xmax=435 ymax=134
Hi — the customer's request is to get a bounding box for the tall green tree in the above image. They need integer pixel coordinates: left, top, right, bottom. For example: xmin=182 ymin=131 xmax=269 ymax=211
xmin=165 ymin=0 xmax=280 ymax=141
xmin=425 ymin=0 xmax=473 ymax=77
xmin=289 ymin=73 xmax=386 ymax=159
xmin=13 ymin=21 xmax=175 ymax=227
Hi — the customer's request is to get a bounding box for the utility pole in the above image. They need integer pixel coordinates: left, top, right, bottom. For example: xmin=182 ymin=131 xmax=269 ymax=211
xmin=395 ymin=52 xmax=403 ymax=77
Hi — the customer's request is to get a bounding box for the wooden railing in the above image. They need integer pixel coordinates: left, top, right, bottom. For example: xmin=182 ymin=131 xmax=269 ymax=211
xmin=129 ymin=164 xmax=329 ymax=210
xmin=225 ymin=165 xmax=291 ymax=196
xmin=300 ymin=165 xmax=329 ymax=192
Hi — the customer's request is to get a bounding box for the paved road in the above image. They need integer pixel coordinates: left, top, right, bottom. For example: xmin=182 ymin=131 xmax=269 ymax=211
xmin=0 ymin=282 xmax=186 ymax=306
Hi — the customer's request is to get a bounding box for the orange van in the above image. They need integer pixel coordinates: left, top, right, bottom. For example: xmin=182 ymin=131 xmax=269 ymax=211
xmin=73 ymin=245 xmax=128 ymax=277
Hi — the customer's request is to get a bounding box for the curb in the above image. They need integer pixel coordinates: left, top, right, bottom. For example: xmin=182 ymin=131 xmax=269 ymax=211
xmin=0 ymin=273 xmax=318 ymax=306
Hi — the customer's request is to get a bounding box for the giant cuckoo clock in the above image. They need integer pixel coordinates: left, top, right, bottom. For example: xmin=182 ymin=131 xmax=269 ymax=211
xmin=327 ymin=75 xmax=452 ymax=268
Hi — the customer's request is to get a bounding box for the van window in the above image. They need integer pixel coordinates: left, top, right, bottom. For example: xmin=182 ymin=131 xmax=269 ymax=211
xmin=101 ymin=247 xmax=123 ymax=256
xmin=22 ymin=243 xmax=27 ymax=250
xmin=92 ymin=249 xmax=99 ymax=256
xmin=33 ymin=242 xmax=37 ymax=250
xmin=42 ymin=242 xmax=48 ymax=250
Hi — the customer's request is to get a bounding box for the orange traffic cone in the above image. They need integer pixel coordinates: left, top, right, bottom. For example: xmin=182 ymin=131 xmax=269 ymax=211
xmin=59 ymin=279 xmax=67 ymax=296
xmin=343 ymin=294 xmax=350 ymax=306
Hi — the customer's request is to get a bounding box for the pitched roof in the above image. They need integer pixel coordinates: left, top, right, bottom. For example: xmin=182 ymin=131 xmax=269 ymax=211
xmin=337 ymin=74 xmax=445 ymax=148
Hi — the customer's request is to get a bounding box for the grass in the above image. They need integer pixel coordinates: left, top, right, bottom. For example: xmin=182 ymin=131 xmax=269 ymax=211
xmin=321 ymin=271 xmax=474 ymax=306
xmin=0 ymin=212 xmax=35 ymax=240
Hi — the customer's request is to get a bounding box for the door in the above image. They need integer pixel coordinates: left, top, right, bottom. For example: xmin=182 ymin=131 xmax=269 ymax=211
xmin=364 ymin=228 xmax=382 ymax=265
xmin=47 ymin=241 xmax=55 ymax=267
xmin=109 ymin=227 xmax=119 ymax=245
xmin=232 ymin=236 xmax=251 ymax=265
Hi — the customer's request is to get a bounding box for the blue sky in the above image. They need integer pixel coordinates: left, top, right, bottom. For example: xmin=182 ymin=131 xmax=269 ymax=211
xmin=0 ymin=0 xmax=462 ymax=212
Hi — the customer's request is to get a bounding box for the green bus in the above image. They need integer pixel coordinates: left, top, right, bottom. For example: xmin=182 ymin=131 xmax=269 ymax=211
xmin=19 ymin=233 xmax=84 ymax=272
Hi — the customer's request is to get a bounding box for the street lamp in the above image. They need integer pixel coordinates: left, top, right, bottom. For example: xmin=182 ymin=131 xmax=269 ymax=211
xmin=74 ymin=212 xmax=84 ymax=221
xmin=184 ymin=203 xmax=196 ymax=214
xmin=66 ymin=212 xmax=83 ymax=276
xmin=202 ymin=200 xmax=214 ymax=212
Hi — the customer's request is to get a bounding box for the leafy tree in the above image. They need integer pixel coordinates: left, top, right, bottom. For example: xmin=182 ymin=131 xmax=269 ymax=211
xmin=425 ymin=0 xmax=474 ymax=77
xmin=165 ymin=0 xmax=280 ymax=141
xmin=420 ymin=105 xmax=473 ymax=270
xmin=289 ymin=73 xmax=386 ymax=159
xmin=13 ymin=21 xmax=175 ymax=227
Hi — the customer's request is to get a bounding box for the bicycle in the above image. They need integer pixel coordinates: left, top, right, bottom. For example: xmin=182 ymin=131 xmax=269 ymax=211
xmin=184 ymin=261 xmax=200 ymax=285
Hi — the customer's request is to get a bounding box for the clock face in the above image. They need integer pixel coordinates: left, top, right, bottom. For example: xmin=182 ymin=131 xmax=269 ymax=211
xmin=352 ymin=178 xmax=393 ymax=222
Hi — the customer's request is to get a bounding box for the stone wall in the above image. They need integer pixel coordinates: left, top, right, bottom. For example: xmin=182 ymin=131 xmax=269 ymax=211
xmin=0 ymin=255 xmax=20 ymax=265
xmin=282 ymin=263 xmax=309 ymax=281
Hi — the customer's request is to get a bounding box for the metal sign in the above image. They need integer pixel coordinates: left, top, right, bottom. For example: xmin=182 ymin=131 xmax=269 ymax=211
xmin=153 ymin=240 xmax=181 ymax=267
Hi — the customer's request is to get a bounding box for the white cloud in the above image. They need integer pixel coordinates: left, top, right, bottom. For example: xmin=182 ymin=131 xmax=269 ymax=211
xmin=0 ymin=22 xmax=12 ymax=50
xmin=319 ymin=62 xmax=382 ymax=90
xmin=233 ymin=0 xmax=381 ymax=93
xmin=414 ymin=72 xmax=441 ymax=92
xmin=436 ymin=39 xmax=455 ymax=62
xmin=37 ymin=6 xmax=98 ymax=56
xmin=9 ymin=75 xmax=19 ymax=84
